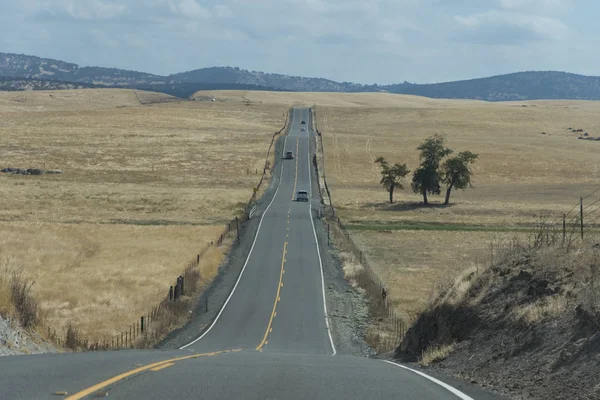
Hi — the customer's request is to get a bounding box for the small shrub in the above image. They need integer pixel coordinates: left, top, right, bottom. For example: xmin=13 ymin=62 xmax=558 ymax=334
xmin=9 ymin=271 xmax=39 ymax=328
xmin=419 ymin=342 xmax=457 ymax=366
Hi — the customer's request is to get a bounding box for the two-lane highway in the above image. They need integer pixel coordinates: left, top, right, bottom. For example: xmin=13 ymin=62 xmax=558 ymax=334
xmin=178 ymin=108 xmax=333 ymax=355
xmin=0 ymin=108 xmax=501 ymax=400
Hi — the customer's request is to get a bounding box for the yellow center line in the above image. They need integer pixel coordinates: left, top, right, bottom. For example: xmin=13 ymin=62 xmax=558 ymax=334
xmin=65 ymin=349 xmax=241 ymax=400
xmin=150 ymin=362 xmax=175 ymax=372
xmin=256 ymin=241 xmax=287 ymax=350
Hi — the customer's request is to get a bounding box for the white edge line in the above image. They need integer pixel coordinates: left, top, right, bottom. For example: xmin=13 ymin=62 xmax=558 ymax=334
xmin=382 ymin=360 xmax=475 ymax=400
xmin=306 ymin=109 xmax=337 ymax=356
xmin=179 ymin=110 xmax=294 ymax=350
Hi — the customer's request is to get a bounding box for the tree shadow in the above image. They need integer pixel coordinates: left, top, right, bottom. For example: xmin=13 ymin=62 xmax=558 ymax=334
xmin=362 ymin=201 xmax=456 ymax=212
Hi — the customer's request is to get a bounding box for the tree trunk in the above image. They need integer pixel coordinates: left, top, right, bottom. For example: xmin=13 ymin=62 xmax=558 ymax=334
xmin=389 ymin=185 xmax=394 ymax=204
xmin=444 ymin=184 xmax=454 ymax=205
xmin=422 ymin=188 xmax=428 ymax=205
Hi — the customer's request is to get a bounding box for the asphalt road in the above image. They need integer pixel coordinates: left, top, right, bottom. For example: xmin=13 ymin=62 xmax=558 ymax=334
xmin=0 ymin=108 xmax=502 ymax=400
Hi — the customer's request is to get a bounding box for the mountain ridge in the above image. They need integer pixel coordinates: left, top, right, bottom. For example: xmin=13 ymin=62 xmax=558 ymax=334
xmin=3 ymin=52 xmax=600 ymax=101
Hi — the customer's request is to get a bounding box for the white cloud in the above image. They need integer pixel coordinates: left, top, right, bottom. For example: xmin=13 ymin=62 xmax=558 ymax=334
xmin=40 ymin=0 xmax=127 ymax=20
xmin=454 ymin=10 xmax=568 ymax=43
xmin=0 ymin=0 xmax=594 ymax=84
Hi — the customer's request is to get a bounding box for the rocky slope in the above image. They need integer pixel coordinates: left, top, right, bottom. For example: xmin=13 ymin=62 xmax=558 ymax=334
xmin=396 ymin=241 xmax=600 ymax=399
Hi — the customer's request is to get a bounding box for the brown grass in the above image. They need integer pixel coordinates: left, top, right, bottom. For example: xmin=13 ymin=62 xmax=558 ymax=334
xmin=306 ymin=95 xmax=600 ymax=327
xmin=0 ymin=89 xmax=288 ymax=342
xmin=419 ymin=342 xmax=457 ymax=366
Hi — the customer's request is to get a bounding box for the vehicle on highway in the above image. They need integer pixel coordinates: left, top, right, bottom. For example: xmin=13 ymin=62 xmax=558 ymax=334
xmin=301 ymin=120 xmax=306 ymax=125
xmin=284 ymin=151 xmax=294 ymax=159
xmin=296 ymin=190 xmax=309 ymax=201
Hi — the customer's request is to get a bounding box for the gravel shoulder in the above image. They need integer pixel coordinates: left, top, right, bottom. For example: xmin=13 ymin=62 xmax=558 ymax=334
xmin=308 ymin=123 xmax=373 ymax=357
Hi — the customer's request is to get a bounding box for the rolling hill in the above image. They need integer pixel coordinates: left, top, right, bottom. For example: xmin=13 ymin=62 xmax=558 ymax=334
xmin=3 ymin=52 xmax=600 ymax=101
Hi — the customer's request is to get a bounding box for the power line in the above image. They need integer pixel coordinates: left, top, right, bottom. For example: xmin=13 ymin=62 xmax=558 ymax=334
xmin=583 ymin=197 xmax=600 ymax=212
xmin=582 ymin=187 xmax=600 ymax=201
xmin=584 ymin=205 xmax=600 ymax=220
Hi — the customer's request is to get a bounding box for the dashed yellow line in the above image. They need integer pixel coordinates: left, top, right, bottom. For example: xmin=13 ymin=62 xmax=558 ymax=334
xmin=150 ymin=362 xmax=174 ymax=372
xmin=256 ymin=241 xmax=288 ymax=350
xmin=65 ymin=349 xmax=241 ymax=400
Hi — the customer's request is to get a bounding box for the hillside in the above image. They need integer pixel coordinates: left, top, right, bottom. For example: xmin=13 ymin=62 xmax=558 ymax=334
xmin=169 ymin=66 xmax=373 ymax=92
xmin=4 ymin=52 xmax=600 ymax=101
xmin=396 ymin=239 xmax=600 ymax=399
xmin=387 ymin=71 xmax=600 ymax=101
xmin=0 ymin=77 xmax=99 ymax=91
xmin=0 ymin=52 xmax=165 ymax=86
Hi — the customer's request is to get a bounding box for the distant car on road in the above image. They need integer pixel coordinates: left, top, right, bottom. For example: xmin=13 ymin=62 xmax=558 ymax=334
xmin=284 ymin=151 xmax=294 ymax=159
xmin=301 ymin=121 xmax=306 ymax=125
xmin=296 ymin=190 xmax=309 ymax=202
xmin=301 ymin=127 xmax=306 ymax=132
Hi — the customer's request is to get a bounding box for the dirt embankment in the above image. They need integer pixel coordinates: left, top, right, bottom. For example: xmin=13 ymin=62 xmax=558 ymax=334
xmin=396 ymin=239 xmax=600 ymax=399
xmin=1 ymin=266 xmax=57 ymax=356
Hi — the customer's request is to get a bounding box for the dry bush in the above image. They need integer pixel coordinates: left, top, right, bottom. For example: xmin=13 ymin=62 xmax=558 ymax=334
xmin=419 ymin=342 xmax=457 ymax=366
xmin=9 ymin=271 xmax=39 ymax=329
xmin=0 ymin=254 xmax=41 ymax=329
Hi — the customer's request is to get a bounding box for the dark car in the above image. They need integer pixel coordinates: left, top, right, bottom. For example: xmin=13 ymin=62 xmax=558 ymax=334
xmin=284 ymin=151 xmax=294 ymax=159
xmin=301 ymin=121 xmax=306 ymax=125
xmin=296 ymin=190 xmax=309 ymax=202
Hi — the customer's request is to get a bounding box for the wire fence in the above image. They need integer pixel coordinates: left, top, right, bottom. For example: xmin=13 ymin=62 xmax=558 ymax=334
xmin=52 ymin=109 xmax=292 ymax=351
xmin=536 ymin=188 xmax=600 ymax=249
xmin=311 ymin=106 xmax=405 ymax=354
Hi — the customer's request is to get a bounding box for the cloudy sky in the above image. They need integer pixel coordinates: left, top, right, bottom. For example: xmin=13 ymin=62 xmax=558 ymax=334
xmin=0 ymin=0 xmax=595 ymax=84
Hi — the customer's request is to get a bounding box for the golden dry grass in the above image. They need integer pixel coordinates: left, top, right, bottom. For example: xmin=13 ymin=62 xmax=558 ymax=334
xmin=419 ymin=342 xmax=457 ymax=366
xmin=305 ymin=95 xmax=600 ymax=323
xmin=350 ymin=230 xmax=523 ymax=320
xmin=0 ymin=89 xmax=288 ymax=341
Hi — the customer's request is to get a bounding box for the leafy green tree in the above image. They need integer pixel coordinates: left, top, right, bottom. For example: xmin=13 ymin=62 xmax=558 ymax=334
xmin=441 ymin=151 xmax=479 ymax=205
xmin=375 ymin=157 xmax=410 ymax=204
xmin=411 ymin=134 xmax=452 ymax=205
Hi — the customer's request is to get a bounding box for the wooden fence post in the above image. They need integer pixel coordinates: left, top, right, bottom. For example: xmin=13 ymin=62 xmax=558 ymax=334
xmin=580 ymin=197 xmax=584 ymax=240
xmin=169 ymin=286 xmax=174 ymax=301
xmin=141 ymin=316 xmax=145 ymax=333
xmin=563 ymin=213 xmax=566 ymax=244
xmin=236 ymin=217 xmax=240 ymax=244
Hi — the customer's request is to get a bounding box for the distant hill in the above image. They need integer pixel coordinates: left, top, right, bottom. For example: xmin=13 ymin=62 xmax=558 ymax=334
xmin=385 ymin=71 xmax=600 ymax=101
xmin=3 ymin=52 xmax=600 ymax=101
xmin=0 ymin=52 xmax=165 ymax=86
xmin=0 ymin=77 xmax=99 ymax=91
xmin=168 ymin=66 xmax=374 ymax=93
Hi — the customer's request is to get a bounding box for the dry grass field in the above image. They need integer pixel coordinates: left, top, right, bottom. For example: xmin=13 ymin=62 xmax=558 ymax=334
xmin=203 ymin=90 xmax=600 ymax=321
xmin=313 ymin=97 xmax=600 ymax=319
xmin=0 ymin=89 xmax=288 ymax=340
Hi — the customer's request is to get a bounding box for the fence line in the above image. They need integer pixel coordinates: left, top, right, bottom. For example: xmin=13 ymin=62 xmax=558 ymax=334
xmin=310 ymin=106 xmax=404 ymax=354
xmin=541 ymin=189 xmax=600 ymax=248
xmin=60 ymin=109 xmax=292 ymax=351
